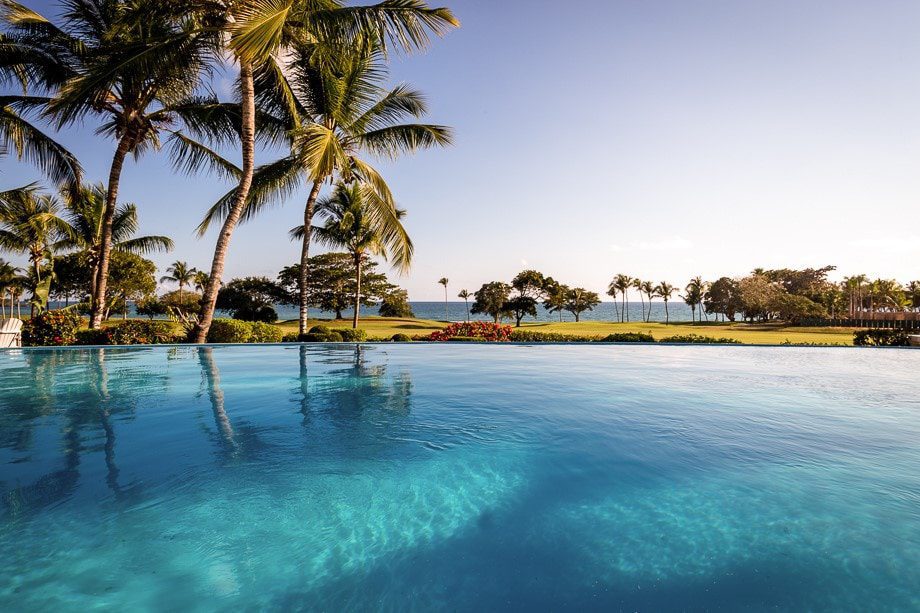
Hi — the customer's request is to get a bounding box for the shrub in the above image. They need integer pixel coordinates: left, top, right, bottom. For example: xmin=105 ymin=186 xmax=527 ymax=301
xmin=429 ymin=321 xmax=512 ymax=342
xmin=105 ymin=320 xmax=178 ymax=345
xmin=301 ymin=330 xmax=344 ymax=343
xmin=446 ymin=336 xmax=488 ymax=342
xmin=853 ymin=329 xmax=910 ymax=347
xmin=74 ymin=328 xmax=110 ymax=346
xmin=391 ymin=333 xmax=412 ymax=342
xmin=601 ymin=332 xmax=656 ymax=343
xmin=207 ymin=319 xmax=253 ymax=343
xmin=309 ymin=325 xmax=332 ymax=335
xmin=659 ymin=334 xmax=741 ymax=344
xmin=232 ymin=304 xmax=279 ymax=323
xmin=509 ymin=330 xmax=596 ymax=342
xmin=282 ymin=333 xmax=300 ymax=343
xmin=249 ymin=322 xmax=283 ymax=343
xmin=338 ymin=328 xmax=367 ymax=342
xmin=22 ymin=310 xmax=82 ymax=346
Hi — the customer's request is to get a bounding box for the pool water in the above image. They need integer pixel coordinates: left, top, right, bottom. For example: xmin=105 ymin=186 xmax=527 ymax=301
xmin=0 ymin=344 xmax=918 ymax=611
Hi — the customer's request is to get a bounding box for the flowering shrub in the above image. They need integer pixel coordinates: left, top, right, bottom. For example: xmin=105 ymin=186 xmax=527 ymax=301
xmin=22 ymin=310 xmax=82 ymax=346
xmin=429 ymin=322 xmax=512 ymax=342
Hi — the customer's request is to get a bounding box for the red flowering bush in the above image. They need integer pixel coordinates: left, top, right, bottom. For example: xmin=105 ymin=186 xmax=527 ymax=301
xmin=428 ymin=321 xmax=512 ymax=342
xmin=22 ymin=310 xmax=82 ymax=346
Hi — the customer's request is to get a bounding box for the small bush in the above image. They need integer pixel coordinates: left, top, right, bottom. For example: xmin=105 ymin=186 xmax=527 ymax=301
xmin=74 ymin=328 xmax=109 ymax=346
xmin=300 ymin=330 xmax=344 ymax=343
xmin=327 ymin=331 xmax=344 ymax=342
xmin=249 ymin=322 xmax=283 ymax=343
xmin=429 ymin=322 xmax=512 ymax=342
xmin=659 ymin=334 xmax=741 ymax=344
xmin=338 ymin=328 xmax=367 ymax=342
xmin=853 ymin=329 xmax=910 ymax=347
xmin=207 ymin=319 xmax=253 ymax=343
xmin=446 ymin=336 xmax=488 ymax=342
xmin=390 ymin=333 xmax=412 ymax=342
xmin=105 ymin=320 xmax=178 ymax=345
xmin=601 ymin=332 xmax=656 ymax=343
xmin=509 ymin=330 xmax=596 ymax=342
xmin=309 ymin=325 xmax=332 ymax=335
xmin=282 ymin=333 xmax=300 ymax=343
xmin=22 ymin=310 xmax=82 ymax=346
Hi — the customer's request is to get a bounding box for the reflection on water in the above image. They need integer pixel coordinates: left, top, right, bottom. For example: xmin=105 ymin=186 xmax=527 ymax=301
xmin=0 ymin=345 xmax=918 ymax=610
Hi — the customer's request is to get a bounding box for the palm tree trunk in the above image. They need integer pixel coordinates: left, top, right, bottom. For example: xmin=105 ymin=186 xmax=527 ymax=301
xmin=665 ymin=299 xmax=669 ymax=324
xmin=298 ymin=180 xmax=323 ymax=336
xmin=612 ymin=298 xmax=619 ymax=322
xmin=90 ymin=134 xmax=132 ymax=329
xmin=639 ymin=293 xmax=645 ymax=323
xmin=192 ymin=61 xmax=257 ymax=343
xmin=352 ymin=253 xmax=362 ymax=329
xmin=465 ymin=298 xmax=469 ymax=322
xmin=444 ymin=287 xmax=448 ymax=321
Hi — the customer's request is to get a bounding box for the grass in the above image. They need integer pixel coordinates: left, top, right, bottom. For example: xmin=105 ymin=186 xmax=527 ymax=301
xmin=274 ymin=317 xmax=856 ymax=345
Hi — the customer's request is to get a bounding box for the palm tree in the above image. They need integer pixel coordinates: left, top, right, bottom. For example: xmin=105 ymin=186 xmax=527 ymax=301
xmin=0 ymin=184 xmax=70 ymax=314
xmin=639 ymin=280 xmax=655 ymax=322
xmin=1 ymin=0 xmax=213 ymax=328
xmin=57 ymin=183 xmax=173 ymax=299
xmin=0 ymin=101 xmax=82 ymax=186
xmin=458 ymin=288 xmax=470 ymax=322
xmin=655 ymin=282 xmax=675 ymax=324
xmin=295 ymin=181 xmax=412 ymax=329
xmin=439 ymin=277 xmax=449 ymax=320
xmin=0 ymin=258 xmax=21 ymax=317
xmin=185 ymin=0 xmax=458 ymax=343
xmin=160 ymin=261 xmax=197 ymax=301
xmin=193 ymin=271 xmax=210 ymax=294
xmin=683 ymin=277 xmax=706 ymax=324
xmin=607 ymin=274 xmax=632 ymax=322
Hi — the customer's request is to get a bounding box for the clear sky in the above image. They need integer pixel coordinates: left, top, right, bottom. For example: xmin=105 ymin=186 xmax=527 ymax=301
xmin=4 ymin=0 xmax=920 ymax=299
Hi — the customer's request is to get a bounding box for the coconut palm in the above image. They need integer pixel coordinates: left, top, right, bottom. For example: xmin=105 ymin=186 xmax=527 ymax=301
xmin=607 ymin=274 xmax=633 ymax=322
xmin=0 ymin=257 xmax=22 ymax=317
xmin=438 ymin=277 xmax=449 ymax=320
xmin=639 ymin=279 xmax=655 ymax=322
xmin=184 ymin=0 xmax=457 ymax=343
xmin=0 ymin=184 xmax=71 ymax=314
xmin=0 ymin=101 xmax=81 ymax=186
xmin=655 ymin=281 xmax=675 ymax=324
xmin=193 ymin=270 xmax=210 ymax=294
xmin=56 ymin=183 xmax=173 ymax=299
xmin=160 ymin=261 xmax=198 ymax=300
xmin=458 ymin=288 xmax=470 ymax=322
xmin=1 ymin=0 xmax=214 ymax=328
xmin=293 ymin=181 xmax=411 ymax=329
xmin=683 ymin=277 xmax=706 ymax=324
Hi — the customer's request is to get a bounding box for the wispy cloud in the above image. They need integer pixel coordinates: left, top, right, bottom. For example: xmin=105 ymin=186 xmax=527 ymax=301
xmin=610 ymin=237 xmax=693 ymax=252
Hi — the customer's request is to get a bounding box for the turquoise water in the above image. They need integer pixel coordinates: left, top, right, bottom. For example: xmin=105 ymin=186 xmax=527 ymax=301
xmin=1 ymin=345 xmax=918 ymax=611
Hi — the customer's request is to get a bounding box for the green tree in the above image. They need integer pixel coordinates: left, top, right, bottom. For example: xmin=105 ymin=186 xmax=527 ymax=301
xmin=279 ymin=253 xmax=395 ymax=320
xmin=655 ymin=281 xmax=675 ymax=324
xmin=438 ymin=277 xmax=449 ymax=320
xmin=160 ymin=261 xmax=197 ymax=300
xmin=507 ymin=270 xmax=546 ymax=326
xmin=457 ymin=288 xmax=470 ymax=321
xmin=190 ymin=3 xmax=458 ymax=341
xmin=739 ymin=274 xmax=781 ymax=322
xmin=0 ymin=257 xmax=23 ymax=317
xmin=104 ymin=251 xmax=156 ymax=320
xmin=607 ymin=274 xmax=633 ymax=322
xmin=379 ymin=288 xmax=414 ymax=318
xmin=543 ymin=280 xmax=569 ymax=322
xmin=564 ymin=287 xmax=600 ymax=323
xmin=682 ymin=276 xmax=707 ymax=323
xmin=299 ymin=181 xmax=412 ymax=328
xmin=471 ymin=281 xmax=511 ymax=323
xmin=704 ymin=277 xmax=742 ymax=322
xmin=216 ymin=276 xmax=284 ymax=322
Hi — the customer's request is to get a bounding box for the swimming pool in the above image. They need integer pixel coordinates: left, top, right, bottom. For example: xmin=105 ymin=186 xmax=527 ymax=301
xmin=1 ymin=344 xmax=918 ymax=610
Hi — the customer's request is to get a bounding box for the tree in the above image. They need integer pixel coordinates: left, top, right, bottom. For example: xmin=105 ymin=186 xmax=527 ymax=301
xmin=457 ymin=289 xmax=471 ymax=322
xmin=2 ymin=0 xmax=212 ymax=328
xmin=301 ymin=182 xmax=412 ymax=328
xmin=192 ymin=6 xmax=458 ymax=340
xmin=49 ymin=251 xmax=91 ymax=305
xmin=682 ymin=276 xmax=707 ymax=323
xmin=655 ymin=282 xmax=675 ymax=324
xmin=739 ymin=274 xmax=781 ymax=322
xmin=216 ymin=277 xmax=285 ymax=322
xmin=608 ymin=274 xmax=633 ymax=322
xmin=507 ymin=269 xmax=546 ymax=326
xmin=193 ymin=271 xmax=210 ymax=294
xmin=771 ymin=292 xmax=826 ymax=324
xmin=104 ymin=251 xmax=156 ymax=320
xmin=704 ymin=277 xmax=742 ymax=322
xmin=505 ymin=295 xmax=537 ymax=327
xmin=438 ymin=277 xmax=449 ymax=320
xmin=160 ymin=261 xmax=197 ymax=300
xmin=57 ymin=183 xmax=172 ymax=300
xmin=0 ymin=101 xmax=81 ymax=186
xmin=471 ymin=282 xmax=511 ymax=323
xmin=379 ymin=289 xmax=414 ymax=318
xmin=279 ymin=253 xmax=395 ymax=320
xmin=0 ymin=184 xmax=70 ymax=314
xmin=0 ymin=258 xmax=22 ymax=317
xmin=564 ymin=287 xmax=600 ymax=323
xmin=136 ymin=295 xmax=166 ymax=320
xmin=543 ymin=280 xmax=569 ymax=322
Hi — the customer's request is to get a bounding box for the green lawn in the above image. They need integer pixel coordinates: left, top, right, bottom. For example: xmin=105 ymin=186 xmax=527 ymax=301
xmin=274 ymin=317 xmax=855 ymax=345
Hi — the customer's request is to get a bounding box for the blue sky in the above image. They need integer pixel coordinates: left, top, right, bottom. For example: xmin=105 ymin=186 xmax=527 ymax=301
xmin=4 ymin=0 xmax=920 ymax=299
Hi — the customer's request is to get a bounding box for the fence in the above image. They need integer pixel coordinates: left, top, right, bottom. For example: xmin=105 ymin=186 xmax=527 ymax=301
xmin=801 ymin=312 xmax=920 ymax=330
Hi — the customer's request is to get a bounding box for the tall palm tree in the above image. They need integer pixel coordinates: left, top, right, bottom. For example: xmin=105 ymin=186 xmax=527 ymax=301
xmin=639 ymin=279 xmax=655 ymax=322
xmin=607 ymin=274 xmax=632 ymax=322
xmin=438 ymin=277 xmax=449 ymax=320
xmin=683 ymin=277 xmax=706 ymax=324
xmin=0 ymin=257 xmax=21 ymax=317
xmin=0 ymin=101 xmax=82 ymax=186
xmin=294 ymin=181 xmax=411 ymax=329
xmin=57 ymin=183 xmax=173 ymax=299
xmin=186 ymin=0 xmax=458 ymax=343
xmin=0 ymin=184 xmax=70 ymax=314
xmin=160 ymin=261 xmax=197 ymax=300
xmin=1 ymin=0 xmax=213 ymax=328
xmin=458 ymin=288 xmax=470 ymax=322
xmin=655 ymin=281 xmax=675 ymax=324
xmin=193 ymin=270 xmax=210 ymax=294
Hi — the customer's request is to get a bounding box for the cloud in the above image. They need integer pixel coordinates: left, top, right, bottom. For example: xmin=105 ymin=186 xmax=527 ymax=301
xmin=609 ymin=237 xmax=693 ymax=252
xmin=848 ymin=236 xmax=920 ymax=254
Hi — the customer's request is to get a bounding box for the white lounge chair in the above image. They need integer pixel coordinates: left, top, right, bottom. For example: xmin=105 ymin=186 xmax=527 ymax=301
xmin=909 ymin=334 xmax=920 ymax=347
xmin=0 ymin=318 xmax=23 ymax=348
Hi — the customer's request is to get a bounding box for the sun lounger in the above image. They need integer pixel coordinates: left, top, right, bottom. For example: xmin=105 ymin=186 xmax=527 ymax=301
xmin=0 ymin=318 xmax=23 ymax=348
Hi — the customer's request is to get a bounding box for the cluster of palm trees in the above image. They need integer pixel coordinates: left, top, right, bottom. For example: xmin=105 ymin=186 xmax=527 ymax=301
xmin=843 ymin=275 xmax=920 ymax=316
xmin=606 ymin=275 xmax=678 ymax=323
xmin=1 ymin=0 xmax=457 ymax=340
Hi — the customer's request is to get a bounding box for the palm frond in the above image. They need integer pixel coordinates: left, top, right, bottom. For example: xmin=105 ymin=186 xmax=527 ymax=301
xmin=294 ymin=122 xmax=348 ymax=181
xmin=166 ymin=131 xmax=241 ymax=182
xmin=117 ymin=235 xmax=174 ymax=254
xmin=358 ymin=123 xmax=452 ymax=158
xmin=0 ymin=103 xmax=81 ymax=185
xmin=229 ymin=0 xmax=294 ymax=64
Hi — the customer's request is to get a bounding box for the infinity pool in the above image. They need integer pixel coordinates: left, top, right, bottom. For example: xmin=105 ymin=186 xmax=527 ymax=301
xmin=1 ymin=344 xmax=918 ymax=610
